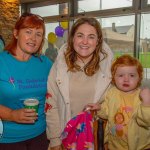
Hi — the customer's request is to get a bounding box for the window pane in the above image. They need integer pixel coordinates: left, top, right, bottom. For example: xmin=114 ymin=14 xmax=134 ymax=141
xmin=148 ymin=0 xmax=150 ymax=4
xmin=43 ymin=23 xmax=59 ymax=61
xmin=43 ymin=22 xmax=68 ymax=62
xmin=140 ymin=14 xmax=150 ymax=80
xmin=100 ymin=15 xmax=134 ymax=57
xmin=30 ymin=3 xmax=68 ymax=17
xmin=78 ymin=0 xmax=132 ymax=12
xmin=45 ymin=23 xmax=59 ymax=38
xmin=78 ymin=0 xmax=100 ymax=12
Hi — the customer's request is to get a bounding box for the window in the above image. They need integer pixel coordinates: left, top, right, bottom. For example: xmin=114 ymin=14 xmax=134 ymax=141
xmin=100 ymin=15 xmax=134 ymax=57
xmin=78 ymin=0 xmax=132 ymax=12
xmin=43 ymin=22 xmax=68 ymax=61
xmin=30 ymin=3 xmax=68 ymax=17
xmin=140 ymin=13 xmax=150 ymax=79
xmin=22 ymin=0 xmax=150 ymax=81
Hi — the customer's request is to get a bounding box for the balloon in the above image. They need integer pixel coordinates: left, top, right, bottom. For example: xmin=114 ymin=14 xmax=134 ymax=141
xmin=48 ymin=32 xmax=57 ymax=44
xmin=48 ymin=42 xmax=54 ymax=50
xmin=55 ymin=26 xmax=64 ymax=37
xmin=45 ymin=43 xmax=58 ymax=62
xmin=60 ymin=21 xmax=68 ymax=29
xmin=42 ymin=38 xmax=49 ymax=54
xmin=55 ymin=37 xmax=65 ymax=49
xmin=63 ymin=30 xmax=68 ymax=43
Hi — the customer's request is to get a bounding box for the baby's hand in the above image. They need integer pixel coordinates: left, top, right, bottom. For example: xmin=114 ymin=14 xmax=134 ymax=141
xmin=84 ymin=103 xmax=101 ymax=111
xmin=140 ymin=88 xmax=150 ymax=106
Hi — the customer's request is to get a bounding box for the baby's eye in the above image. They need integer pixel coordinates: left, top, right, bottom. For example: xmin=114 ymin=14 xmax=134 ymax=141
xmin=130 ymin=74 xmax=135 ymax=77
xmin=118 ymin=74 xmax=123 ymax=77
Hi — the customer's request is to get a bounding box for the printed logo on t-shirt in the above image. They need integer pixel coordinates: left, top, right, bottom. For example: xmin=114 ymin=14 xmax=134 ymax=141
xmin=17 ymin=78 xmax=47 ymax=90
xmin=0 ymin=76 xmax=47 ymax=90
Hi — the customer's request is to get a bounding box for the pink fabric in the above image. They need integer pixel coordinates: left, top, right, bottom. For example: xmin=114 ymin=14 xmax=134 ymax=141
xmin=61 ymin=111 xmax=94 ymax=150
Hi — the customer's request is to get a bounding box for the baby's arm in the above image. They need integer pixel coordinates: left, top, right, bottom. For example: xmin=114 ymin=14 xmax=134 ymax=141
xmin=140 ymin=88 xmax=150 ymax=106
xmin=135 ymin=88 xmax=150 ymax=127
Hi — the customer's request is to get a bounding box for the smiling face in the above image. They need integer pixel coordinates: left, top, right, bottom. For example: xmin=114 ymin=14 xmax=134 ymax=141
xmin=14 ymin=27 xmax=43 ymax=59
xmin=114 ymin=66 xmax=140 ymax=93
xmin=73 ymin=23 xmax=98 ymax=63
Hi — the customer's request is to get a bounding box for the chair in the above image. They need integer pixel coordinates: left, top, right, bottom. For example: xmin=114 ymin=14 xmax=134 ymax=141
xmin=93 ymin=118 xmax=105 ymax=150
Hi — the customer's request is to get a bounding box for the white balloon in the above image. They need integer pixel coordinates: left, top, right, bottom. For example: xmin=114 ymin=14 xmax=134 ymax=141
xmin=45 ymin=47 xmax=58 ymax=62
xmin=48 ymin=42 xmax=54 ymax=49
xmin=63 ymin=30 xmax=68 ymax=43
xmin=55 ymin=37 xmax=65 ymax=49
xmin=42 ymin=38 xmax=49 ymax=54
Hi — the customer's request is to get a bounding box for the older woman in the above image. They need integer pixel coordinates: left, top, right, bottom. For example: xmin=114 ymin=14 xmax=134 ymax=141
xmin=0 ymin=13 xmax=52 ymax=150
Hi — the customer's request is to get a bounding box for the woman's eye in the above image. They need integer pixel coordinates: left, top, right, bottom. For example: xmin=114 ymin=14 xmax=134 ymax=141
xmin=26 ymin=30 xmax=31 ymax=34
xmin=36 ymin=33 xmax=42 ymax=37
xmin=77 ymin=34 xmax=82 ymax=38
xmin=89 ymin=36 xmax=96 ymax=39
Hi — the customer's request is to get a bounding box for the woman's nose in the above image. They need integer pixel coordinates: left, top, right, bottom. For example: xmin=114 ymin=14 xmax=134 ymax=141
xmin=82 ymin=37 xmax=88 ymax=44
xmin=31 ymin=34 xmax=36 ymax=41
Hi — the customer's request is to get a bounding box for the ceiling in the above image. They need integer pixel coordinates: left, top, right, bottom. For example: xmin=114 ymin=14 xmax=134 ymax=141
xmin=20 ymin=0 xmax=68 ymax=4
xmin=20 ymin=0 xmax=47 ymax=4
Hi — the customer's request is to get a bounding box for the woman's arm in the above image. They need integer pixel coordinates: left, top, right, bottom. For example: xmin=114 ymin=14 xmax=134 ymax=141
xmin=0 ymin=105 xmax=37 ymax=123
xmin=46 ymin=63 xmax=62 ymax=148
xmin=0 ymin=105 xmax=13 ymax=121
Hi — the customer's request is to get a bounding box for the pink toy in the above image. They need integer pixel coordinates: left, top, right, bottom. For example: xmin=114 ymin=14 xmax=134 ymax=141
xmin=61 ymin=111 xmax=94 ymax=150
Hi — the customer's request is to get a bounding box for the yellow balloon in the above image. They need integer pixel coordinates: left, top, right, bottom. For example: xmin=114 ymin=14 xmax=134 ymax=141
xmin=60 ymin=21 xmax=68 ymax=29
xmin=48 ymin=32 xmax=57 ymax=44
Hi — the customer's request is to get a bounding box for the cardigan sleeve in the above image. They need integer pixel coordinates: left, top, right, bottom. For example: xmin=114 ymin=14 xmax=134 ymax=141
xmin=97 ymin=89 xmax=111 ymax=119
xmin=45 ymin=62 xmax=62 ymax=147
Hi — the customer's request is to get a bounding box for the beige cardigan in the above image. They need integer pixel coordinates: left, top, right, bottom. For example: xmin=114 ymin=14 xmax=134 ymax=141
xmin=46 ymin=42 xmax=113 ymax=147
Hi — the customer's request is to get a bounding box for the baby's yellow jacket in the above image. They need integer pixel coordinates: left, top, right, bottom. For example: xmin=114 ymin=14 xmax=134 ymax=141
xmin=98 ymin=86 xmax=150 ymax=150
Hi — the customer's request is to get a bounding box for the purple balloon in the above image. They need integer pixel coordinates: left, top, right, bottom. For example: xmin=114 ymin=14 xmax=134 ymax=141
xmin=55 ymin=26 xmax=64 ymax=37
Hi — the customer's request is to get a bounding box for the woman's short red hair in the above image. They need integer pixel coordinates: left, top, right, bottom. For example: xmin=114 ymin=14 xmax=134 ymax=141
xmin=5 ymin=12 xmax=45 ymax=56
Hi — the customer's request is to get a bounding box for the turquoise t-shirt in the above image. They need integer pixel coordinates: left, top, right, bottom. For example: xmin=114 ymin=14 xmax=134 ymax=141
xmin=0 ymin=51 xmax=53 ymax=143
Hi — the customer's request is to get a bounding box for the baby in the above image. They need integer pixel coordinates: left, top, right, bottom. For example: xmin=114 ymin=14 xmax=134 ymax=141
xmin=97 ymin=54 xmax=150 ymax=150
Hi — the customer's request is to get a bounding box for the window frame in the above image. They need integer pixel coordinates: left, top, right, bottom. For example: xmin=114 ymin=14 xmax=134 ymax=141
xmin=20 ymin=0 xmax=150 ymax=58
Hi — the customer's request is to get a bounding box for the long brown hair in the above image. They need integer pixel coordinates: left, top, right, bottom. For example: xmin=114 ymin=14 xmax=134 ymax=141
xmin=65 ymin=17 xmax=107 ymax=76
xmin=5 ymin=12 xmax=45 ymax=56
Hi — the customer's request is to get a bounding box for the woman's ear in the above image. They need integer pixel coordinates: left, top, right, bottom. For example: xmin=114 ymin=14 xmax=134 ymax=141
xmin=13 ymin=29 xmax=18 ymax=39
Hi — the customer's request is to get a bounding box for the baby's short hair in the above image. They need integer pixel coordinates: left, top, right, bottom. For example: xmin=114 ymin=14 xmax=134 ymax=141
xmin=111 ymin=54 xmax=143 ymax=86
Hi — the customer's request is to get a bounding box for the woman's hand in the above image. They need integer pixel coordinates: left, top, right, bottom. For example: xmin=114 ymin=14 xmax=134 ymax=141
xmin=140 ymin=88 xmax=150 ymax=106
xmin=84 ymin=103 xmax=101 ymax=111
xmin=10 ymin=108 xmax=38 ymax=123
